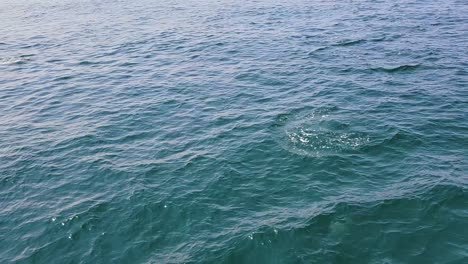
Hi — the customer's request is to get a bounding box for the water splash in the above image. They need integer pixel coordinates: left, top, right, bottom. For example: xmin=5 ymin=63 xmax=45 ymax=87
xmin=275 ymin=107 xmax=374 ymax=157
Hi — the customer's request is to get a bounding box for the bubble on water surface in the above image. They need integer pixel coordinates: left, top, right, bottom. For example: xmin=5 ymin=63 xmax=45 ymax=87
xmin=274 ymin=107 xmax=380 ymax=157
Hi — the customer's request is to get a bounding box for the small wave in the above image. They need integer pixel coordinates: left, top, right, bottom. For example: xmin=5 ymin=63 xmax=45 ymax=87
xmin=53 ymin=76 xmax=74 ymax=82
xmin=20 ymin=54 xmax=35 ymax=58
xmin=369 ymin=34 xmax=402 ymax=42
xmin=364 ymin=129 xmax=424 ymax=151
xmin=333 ymin=39 xmax=366 ymax=47
xmin=369 ymin=36 xmax=387 ymax=42
xmin=77 ymin=60 xmax=117 ymax=66
xmin=307 ymin=46 xmax=328 ymax=55
xmin=370 ymin=64 xmax=422 ymax=73
xmin=78 ymin=61 xmax=95 ymax=65
xmin=217 ymin=184 xmax=468 ymax=262
xmin=234 ymin=72 xmax=286 ymax=86
xmin=0 ymin=56 xmax=30 ymax=65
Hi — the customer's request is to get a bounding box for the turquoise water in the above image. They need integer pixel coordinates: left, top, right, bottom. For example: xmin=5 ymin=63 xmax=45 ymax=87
xmin=1 ymin=0 xmax=467 ymax=263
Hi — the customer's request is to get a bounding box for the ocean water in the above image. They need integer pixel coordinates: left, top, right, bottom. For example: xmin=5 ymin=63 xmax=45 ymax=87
xmin=1 ymin=0 xmax=467 ymax=263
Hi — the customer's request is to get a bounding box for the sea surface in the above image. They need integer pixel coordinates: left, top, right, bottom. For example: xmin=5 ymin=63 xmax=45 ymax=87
xmin=1 ymin=0 xmax=467 ymax=263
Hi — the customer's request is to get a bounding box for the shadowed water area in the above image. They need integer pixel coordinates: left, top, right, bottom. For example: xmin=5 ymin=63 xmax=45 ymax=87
xmin=1 ymin=0 xmax=467 ymax=263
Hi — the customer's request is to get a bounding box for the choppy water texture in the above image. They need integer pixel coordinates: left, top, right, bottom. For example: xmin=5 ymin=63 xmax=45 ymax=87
xmin=1 ymin=0 xmax=468 ymax=263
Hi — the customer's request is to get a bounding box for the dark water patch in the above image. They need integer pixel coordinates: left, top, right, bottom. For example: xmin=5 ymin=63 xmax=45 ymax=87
xmin=118 ymin=62 xmax=139 ymax=67
xmin=53 ymin=75 xmax=74 ymax=82
xmin=226 ymin=49 xmax=240 ymax=54
xmin=78 ymin=61 xmax=96 ymax=66
xmin=332 ymin=39 xmax=366 ymax=47
xmin=46 ymin=58 xmax=64 ymax=63
xmin=370 ymin=64 xmax=423 ymax=73
xmin=234 ymin=72 xmax=287 ymax=86
xmin=338 ymin=64 xmax=425 ymax=74
xmin=77 ymin=60 xmax=117 ymax=66
xmin=215 ymin=184 xmax=468 ymax=263
xmin=455 ymin=69 xmax=467 ymax=76
xmin=369 ymin=36 xmax=386 ymax=42
xmin=360 ymin=129 xmax=425 ymax=156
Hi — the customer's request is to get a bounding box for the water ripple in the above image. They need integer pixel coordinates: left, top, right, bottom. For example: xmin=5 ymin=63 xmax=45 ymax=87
xmin=0 ymin=0 xmax=467 ymax=263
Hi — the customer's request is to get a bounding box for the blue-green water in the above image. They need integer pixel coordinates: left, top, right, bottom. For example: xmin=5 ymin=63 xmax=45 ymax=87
xmin=1 ymin=0 xmax=467 ymax=263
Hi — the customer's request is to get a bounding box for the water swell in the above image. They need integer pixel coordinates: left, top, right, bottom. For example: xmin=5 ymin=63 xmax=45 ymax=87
xmin=370 ymin=64 xmax=422 ymax=73
xmin=332 ymin=39 xmax=366 ymax=47
xmin=215 ymin=184 xmax=468 ymax=263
